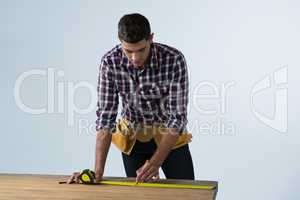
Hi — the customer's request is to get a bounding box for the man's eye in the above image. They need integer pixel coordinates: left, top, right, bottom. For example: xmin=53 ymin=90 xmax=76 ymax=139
xmin=139 ymin=49 xmax=145 ymax=52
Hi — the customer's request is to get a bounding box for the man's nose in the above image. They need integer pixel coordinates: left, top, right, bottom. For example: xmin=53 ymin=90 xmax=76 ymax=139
xmin=132 ymin=53 xmax=140 ymax=61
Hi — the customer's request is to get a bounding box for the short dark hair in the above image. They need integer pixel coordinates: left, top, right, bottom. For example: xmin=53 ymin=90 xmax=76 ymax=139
xmin=118 ymin=13 xmax=151 ymax=43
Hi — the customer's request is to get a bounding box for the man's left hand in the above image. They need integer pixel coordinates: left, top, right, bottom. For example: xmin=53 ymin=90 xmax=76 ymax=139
xmin=135 ymin=128 xmax=180 ymax=183
xmin=136 ymin=160 xmax=160 ymax=183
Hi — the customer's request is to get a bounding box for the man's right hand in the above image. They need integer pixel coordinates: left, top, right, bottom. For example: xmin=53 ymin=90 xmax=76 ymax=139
xmin=94 ymin=171 xmax=104 ymax=183
xmin=67 ymin=129 xmax=111 ymax=184
xmin=67 ymin=172 xmax=81 ymax=184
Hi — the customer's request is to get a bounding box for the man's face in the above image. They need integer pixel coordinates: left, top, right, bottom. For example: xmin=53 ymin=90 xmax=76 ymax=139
xmin=121 ymin=37 xmax=152 ymax=69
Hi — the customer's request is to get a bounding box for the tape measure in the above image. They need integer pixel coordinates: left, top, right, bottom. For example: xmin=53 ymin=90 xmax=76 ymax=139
xmin=79 ymin=169 xmax=97 ymax=184
xmin=73 ymin=169 xmax=215 ymax=190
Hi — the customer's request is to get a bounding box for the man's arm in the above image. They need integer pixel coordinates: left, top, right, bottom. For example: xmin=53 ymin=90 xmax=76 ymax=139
xmin=136 ymin=54 xmax=189 ymax=182
xmin=67 ymin=58 xmax=118 ymax=184
xmin=149 ymin=129 xmax=179 ymax=165
xmin=94 ymin=129 xmax=112 ymax=181
xmin=94 ymin=58 xmax=119 ymax=180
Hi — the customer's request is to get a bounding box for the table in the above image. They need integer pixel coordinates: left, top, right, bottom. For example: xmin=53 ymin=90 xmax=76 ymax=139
xmin=0 ymin=174 xmax=218 ymax=200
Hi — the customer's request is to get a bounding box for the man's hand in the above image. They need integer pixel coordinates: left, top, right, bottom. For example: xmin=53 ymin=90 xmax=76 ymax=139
xmin=94 ymin=170 xmax=104 ymax=183
xmin=67 ymin=129 xmax=111 ymax=184
xmin=67 ymin=172 xmax=80 ymax=184
xmin=136 ymin=128 xmax=180 ymax=183
xmin=136 ymin=161 xmax=160 ymax=183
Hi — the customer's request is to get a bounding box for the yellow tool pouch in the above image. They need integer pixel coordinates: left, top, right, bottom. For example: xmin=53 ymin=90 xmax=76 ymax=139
xmin=111 ymin=118 xmax=192 ymax=155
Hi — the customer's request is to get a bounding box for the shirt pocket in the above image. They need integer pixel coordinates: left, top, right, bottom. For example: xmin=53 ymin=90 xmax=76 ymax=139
xmin=115 ymin=79 xmax=135 ymax=100
xmin=139 ymin=82 xmax=169 ymax=100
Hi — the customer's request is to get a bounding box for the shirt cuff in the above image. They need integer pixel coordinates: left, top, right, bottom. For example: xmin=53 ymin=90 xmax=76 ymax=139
xmin=95 ymin=121 xmax=116 ymax=134
xmin=165 ymin=118 xmax=187 ymax=134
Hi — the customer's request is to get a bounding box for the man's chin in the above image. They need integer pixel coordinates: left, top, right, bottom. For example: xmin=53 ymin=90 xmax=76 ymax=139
xmin=133 ymin=63 xmax=144 ymax=69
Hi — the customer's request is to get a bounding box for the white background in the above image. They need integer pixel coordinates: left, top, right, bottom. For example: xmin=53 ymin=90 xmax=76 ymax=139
xmin=1 ymin=0 xmax=299 ymax=199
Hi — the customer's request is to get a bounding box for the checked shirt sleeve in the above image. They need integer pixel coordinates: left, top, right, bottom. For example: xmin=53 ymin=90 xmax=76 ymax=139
xmin=95 ymin=58 xmax=119 ymax=133
xmin=165 ymin=54 xmax=189 ymax=133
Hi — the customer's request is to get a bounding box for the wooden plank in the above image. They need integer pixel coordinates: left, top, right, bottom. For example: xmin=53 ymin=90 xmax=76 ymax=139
xmin=0 ymin=174 xmax=218 ymax=200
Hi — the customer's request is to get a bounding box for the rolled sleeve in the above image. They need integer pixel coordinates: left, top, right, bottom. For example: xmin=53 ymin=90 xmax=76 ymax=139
xmin=165 ymin=54 xmax=189 ymax=133
xmin=95 ymin=58 xmax=119 ymax=133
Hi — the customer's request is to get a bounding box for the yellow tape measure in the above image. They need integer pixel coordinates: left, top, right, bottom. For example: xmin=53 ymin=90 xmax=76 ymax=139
xmin=98 ymin=180 xmax=215 ymax=190
xmin=59 ymin=169 xmax=215 ymax=190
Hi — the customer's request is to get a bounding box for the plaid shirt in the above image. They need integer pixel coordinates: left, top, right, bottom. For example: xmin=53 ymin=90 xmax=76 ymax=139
xmin=95 ymin=42 xmax=189 ymax=133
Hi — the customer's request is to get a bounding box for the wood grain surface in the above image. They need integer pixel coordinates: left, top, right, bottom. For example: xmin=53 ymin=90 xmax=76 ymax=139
xmin=0 ymin=174 xmax=218 ymax=200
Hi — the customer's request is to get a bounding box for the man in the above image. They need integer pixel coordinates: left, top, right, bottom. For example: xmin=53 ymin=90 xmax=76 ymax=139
xmin=68 ymin=13 xmax=194 ymax=184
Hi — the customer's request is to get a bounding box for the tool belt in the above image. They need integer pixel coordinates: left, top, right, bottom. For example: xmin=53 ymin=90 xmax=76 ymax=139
xmin=111 ymin=118 xmax=192 ymax=155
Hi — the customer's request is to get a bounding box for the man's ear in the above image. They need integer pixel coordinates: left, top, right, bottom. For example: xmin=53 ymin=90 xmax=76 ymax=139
xmin=148 ymin=33 xmax=154 ymax=43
